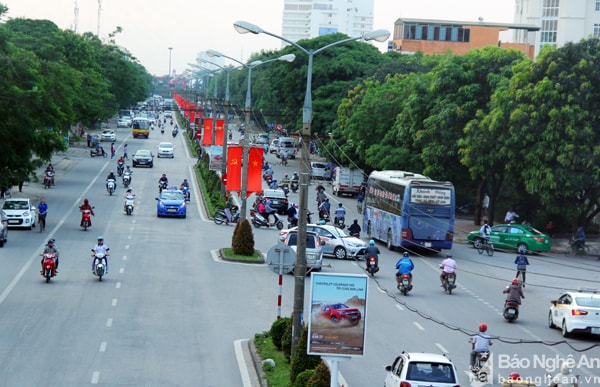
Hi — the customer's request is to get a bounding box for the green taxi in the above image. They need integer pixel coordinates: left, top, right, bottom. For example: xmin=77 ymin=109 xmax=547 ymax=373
xmin=467 ymin=223 xmax=551 ymax=253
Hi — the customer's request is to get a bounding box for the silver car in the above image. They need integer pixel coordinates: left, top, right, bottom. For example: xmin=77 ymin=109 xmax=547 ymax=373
xmin=280 ymin=224 xmax=367 ymax=260
xmin=0 ymin=210 xmax=8 ymax=247
xmin=283 ymin=231 xmax=323 ymax=272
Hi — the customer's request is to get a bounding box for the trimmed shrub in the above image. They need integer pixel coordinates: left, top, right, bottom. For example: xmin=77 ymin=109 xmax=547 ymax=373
xmin=307 ymin=360 xmax=330 ymax=387
xmin=290 ymin=326 xmax=321 ymax=384
xmin=270 ymin=317 xmax=292 ymax=350
xmin=282 ymin=317 xmax=293 ymax=362
xmin=294 ymin=369 xmax=315 ymax=387
xmin=232 ymin=219 xmax=255 ymax=255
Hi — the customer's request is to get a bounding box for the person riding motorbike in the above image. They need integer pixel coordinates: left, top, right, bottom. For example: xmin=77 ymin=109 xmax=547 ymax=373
xmin=503 ymin=278 xmax=525 ymax=306
xmin=318 ymin=198 xmax=331 ymax=220
xmin=180 ymin=179 xmax=189 ymax=189
xmin=106 ymin=171 xmax=117 ymax=191
xmin=395 ymin=252 xmax=415 ymax=289
xmin=364 ymin=240 xmax=380 ymax=270
xmin=572 ymin=226 xmax=586 ymax=250
xmin=224 ymin=196 xmax=236 ymax=223
xmin=286 ymin=203 xmax=299 ymax=227
xmin=334 ymin=203 xmax=346 ymax=225
xmin=123 ymin=166 xmax=133 ymax=184
xmin=280 ymin=173 xmax=291 ymax=186
xmin=514 ymin=247 xmax=529 ymax=286
xmin=480 ymin=219 xmax=491 ymax=244
xmin=158 ymin=173 xmax=169 ymax=191
xmin=44 ymin=164 xmax=55 ymax=185
xmin=348 ymin=219 xmax=361 ymax=236
xmin=79 ymin=198 xmax=95 ymax=227
xmin=41 ymin=238 xmax=59 ymax=274
xmin=262 ymin=161 xmax=270 ymax=171
xmin=469 ymin=323 xmax=492 ymax=370
xmin=439 ymin=254 xmax=457 ymax=287
xmin=117 ymin=155 xmax=126 ymax=173
xmin=91 ymin=236 xmax=110 ymax=274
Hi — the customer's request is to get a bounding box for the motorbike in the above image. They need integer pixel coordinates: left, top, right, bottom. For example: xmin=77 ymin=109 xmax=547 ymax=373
xmin=117 ymin=162 xmax=125 ymax=176
xmin=106 ymin=179 xmax=116 ymax=195
xmin=90 ymin=147 xmax=107 ymax=158
xmin=442 ymin=271 xmax=457 ymax=295
xmin=41 ymin=253 xmax=57 ymax=283
xmin=172 ymin=128 xmax=178 ymax=138
xmin=92 ymin=253 xmax=107 ymax=282
xmin=158 ymin=181 xmax=168 ymax=193
xmin=470 ymin=351 xmax=491 ymax=383
xmin=43 ymin=172 xmax=54 ymax=189
xmin=81 ymin=208 xmax=94 ymax=231
xmin=366 ymin=256 xmax=379 ymax=276
xmin=250 ymin=209 xmax=284 ymax=230
xmin=318 ymin=210 xmax=330 ymax=223
xmin=280 ymin=183 xmax=289 ymax=197
xmin=397 ymin=273 xmax=412 ymax=296
xmin=161 ymin=128 xmax=165 ymax=135
xmin=213 ymin=206 xmax=240 ymax=225
xmin=334 ymin=216 xmax=345 ymax=229
xmin=290 ymin=180 xmax=299 ymax=193
xmin=122 ymin=172 xmax=132 ymax=188
xmin=181 ymin=186 xmax=191 ymax=202
xmin=287 ymin=216 xmax=298 ymax=229
xmin=124 ymin=195 xmax=135 ymax=215
xmin=503 ymin=299 xmax=520 ymax=322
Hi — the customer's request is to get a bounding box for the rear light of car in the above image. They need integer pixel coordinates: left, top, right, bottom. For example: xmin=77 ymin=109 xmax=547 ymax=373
xmin=400 ymin=382 xmax=412 ymax=387
xmin=446 ymin=232 xmax=454 ymax=241
xmin=401 ymin=228 xmax=411 ymax=240
xmin=572 ymin=309 xmax=588 ymax=316
xmin=531 ymin=236 xmax=544 ymax=243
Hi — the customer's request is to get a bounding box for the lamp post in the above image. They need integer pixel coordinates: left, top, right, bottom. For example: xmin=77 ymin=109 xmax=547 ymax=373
xmin=234 ymin=20 xmax=390 ymax=359
xmin=206 ymin=50 xmax=296 ymax=222
xmin=168 ymin=47 xmax=173 ymax=79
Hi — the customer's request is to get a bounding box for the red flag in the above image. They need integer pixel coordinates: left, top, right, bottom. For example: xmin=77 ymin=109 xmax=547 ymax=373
xmin=215 ymin=119 xmax=225 ymax=146
xmin=202 ymin=119 xmax=213 ymax=146
xmin=247 ymin=147 xmax=265 ymax=195
xmin=226 ymin=146 xmax=243 ymax=192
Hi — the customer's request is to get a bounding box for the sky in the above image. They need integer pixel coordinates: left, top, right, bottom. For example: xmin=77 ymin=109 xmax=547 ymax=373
xmin=2 ymin=0 xmax=515 ymax=76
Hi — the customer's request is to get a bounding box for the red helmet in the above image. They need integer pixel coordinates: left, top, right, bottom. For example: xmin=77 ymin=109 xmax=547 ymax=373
xmin=509 ymin=372 xmax=520 ymax=380
xmin=512 ymin=278 xmax=519 ymax=285
xmin=479 ymin=323 xmax=488 ymax=332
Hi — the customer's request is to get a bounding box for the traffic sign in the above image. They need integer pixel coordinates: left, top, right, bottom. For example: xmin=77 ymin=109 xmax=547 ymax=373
xmin=221 ymin=173 xmax=227 ymax=185
xmin=266 ymin=243 xmax=296 ymax=274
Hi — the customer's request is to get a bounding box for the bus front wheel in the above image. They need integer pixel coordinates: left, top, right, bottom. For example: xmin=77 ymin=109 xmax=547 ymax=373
xmin=387 ymin=229 xmax=394 ymax=251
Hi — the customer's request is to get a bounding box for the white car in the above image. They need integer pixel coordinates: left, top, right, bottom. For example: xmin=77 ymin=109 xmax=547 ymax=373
xmin=384 ymin=352 xmax=460 ymax=387
xmin=164 ymin=110 xmax=173 ymax=118
xmin=1 ymin=198 xmax=36 ymax=229
xmin=548 ymin=289 xmax=600 ymax=337
xmin=157 ymin=142 xmax=174 ymax=158
xmin=279 ymin=224 xmax=367 ymax=260
xmin=269 ymin=139 xmax=279 ymax=154
xmin=310 ymin=162 xmax=327 ymax=180
xmin=0 ymin=210 xmax=8 ymax=247
xmin=117 ymin=118 xmax=129 ymax=128
xmin=101 ymin=129 xmax=116 ymax=142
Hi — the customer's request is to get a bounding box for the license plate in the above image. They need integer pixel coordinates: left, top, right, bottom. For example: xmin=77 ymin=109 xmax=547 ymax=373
xmin=167 ymin=209 xmax=177 ymax=212
xmin=592 ymin=327 xmax=600 ymax=334
xmin=271 ymin=200 xmax=279 ymax=204
xmin=8 ymin=220 xmax=19 ymax=224
xmin=424 ymin=242 xmax=431 ymax=247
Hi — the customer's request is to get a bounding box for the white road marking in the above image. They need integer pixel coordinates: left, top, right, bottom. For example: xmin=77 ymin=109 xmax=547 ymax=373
xmin=106 ymin=318 xmax=113 ymax=328
xmin=115 ymin=282 xmax=121 ymax=289
xmin=111 ymin=298 xmax=118 ymax=307
xmin=91 ymin=371 xmax=100 ymax=384
xmin=436 ymin=343 xmax=449 ymax=353
xmin=395 ymin=304 xmax=404 ymax=311
xmin=119 ymin=267 xmax=124 ymax=274
xmin=125 ymin=245 xmax=130 ymax=250
xmin=234 ymin=339 xmax=253 ymax=387
xmin=99 ymin=342 xmax=107 ymax=352
xmin=123 ymin=255 xmax=127 ymax=261
xmin=413 ymin=322 xmax=424 ymax=331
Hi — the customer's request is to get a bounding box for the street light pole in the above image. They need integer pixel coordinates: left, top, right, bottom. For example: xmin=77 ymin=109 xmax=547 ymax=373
xmin=168 ymin=47 xmax=173 ymax=79
xmin=206 ymin=50 xmax=296 ymax=222
xmin=234 ymin=20 xmax=390 ymax=357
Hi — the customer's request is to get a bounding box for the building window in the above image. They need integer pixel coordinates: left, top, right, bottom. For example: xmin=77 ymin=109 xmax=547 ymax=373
xmin=594 ymin=24 xmax=600 ymax=38
xmin=596 ymin=0 xmax=600 ymax=12
xmin=540 ymin=0 xmax=559 ymax=44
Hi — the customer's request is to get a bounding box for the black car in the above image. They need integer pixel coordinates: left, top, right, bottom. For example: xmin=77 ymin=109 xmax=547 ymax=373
xmin=262 ymin=189 xmax=289 ymax=215
xmin=132 ymin=149 xmax=154 ymax=168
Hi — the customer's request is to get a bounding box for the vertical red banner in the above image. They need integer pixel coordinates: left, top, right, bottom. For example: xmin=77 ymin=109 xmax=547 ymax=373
xmin=190 ymin=111 xmax=196 ymax=123
xmin=226 ymin=146 xmax=243 ymax=192
xmin=247 ymin=147 xmax=265 ymax=195
xmin=202 ymin=119 xmax=213 ymax=146
xmin=215 ymin=119 xmax=225 ymax=146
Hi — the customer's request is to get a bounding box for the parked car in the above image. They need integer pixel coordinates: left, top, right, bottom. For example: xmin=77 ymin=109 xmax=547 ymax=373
xmin=156 ymin=188 xmax=187 ymax=218
xmin=1 ymin=198 xmax=36 ymax=229
xmin=255 ymin=134 xmax=269 ymax=145
xmin=280 ymin=224 xmax=368 ymax=260
xmin=467 ymin=223 xmax=551 ymax=253
xmin=548 ymin=289 xmax=600 ymax=337
xmin=0 ymin=210 xmax=8 ymax=247
xmin=384 ymin=352 xmax=460 ymax=387
xmin=269 ymin=139 xmax=279 ymax=154
xmin=100 ymin=129 xmax=116 ymax=142
xmin=310 ymin=162 xmax=327 ymax=180
xmin=261 ymin=189 xmax=289 ymax=215
xmin=283 ymin=230 xmax=323 ymax=272
xmin=316 ymin=303 xmax=361 ymax=325
xmin=277 ymin=137 xmax=296 ymax=159
xmin=157 ymin=142 xmax=174 ymax=158
xmin=132 ymin=150 xmax=154 ymax=168
xmin=456 ymin=203 xmax=475 ymax=216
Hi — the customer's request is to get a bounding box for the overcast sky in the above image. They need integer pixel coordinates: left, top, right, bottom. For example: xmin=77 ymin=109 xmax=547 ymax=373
xmin=2 ymin=0 xmax=515 ymax=76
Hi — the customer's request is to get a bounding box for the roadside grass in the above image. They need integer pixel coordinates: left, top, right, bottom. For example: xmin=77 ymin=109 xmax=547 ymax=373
xmin=221 ymin=248 xmax=263 ymax=262
xmin=254 ymin=332 xmax=291 ymax=387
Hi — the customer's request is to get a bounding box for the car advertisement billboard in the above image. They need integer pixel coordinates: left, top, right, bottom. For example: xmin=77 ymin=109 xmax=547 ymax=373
xmin=307 ymin=273 xmax=368 ymax=357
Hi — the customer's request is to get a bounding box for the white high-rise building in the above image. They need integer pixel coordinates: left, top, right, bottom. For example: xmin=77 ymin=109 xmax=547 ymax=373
xmin=514 ymin=0 xmax=600 ymax=57
xmin=282 ymin=0 xmax=374 ymax=44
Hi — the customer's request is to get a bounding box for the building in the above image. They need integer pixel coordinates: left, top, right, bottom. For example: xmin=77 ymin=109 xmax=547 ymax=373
xmin=391 ymin=18 xmax=539 ymax=59
xmin=514 ymin=0 xmax=600 ymax=57
xmin=282 ymin=0 xmax=374 ymax=44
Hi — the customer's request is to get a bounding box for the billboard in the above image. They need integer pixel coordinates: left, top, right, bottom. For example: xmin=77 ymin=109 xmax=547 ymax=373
xmin=307 ymin=273 xmax=368 ymax=357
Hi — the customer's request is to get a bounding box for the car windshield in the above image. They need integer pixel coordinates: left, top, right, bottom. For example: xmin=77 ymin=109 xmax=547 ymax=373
xmin=3 ymin=201 xmax=29 ymax=210
xmin=407 ymin=362 xmax=456 ymax=383
xmin=521 ymin=225 xmax=544 ymax=235
xmin=136 ymin=151 xmax=151 ymax=157
xmin=287 ymin=233 xmax=317 ymax=248
xmin=161 ymin=191 xmax=184 ymax=201
xmin=159 ymin=143 xmax=173 ymax=149
xmin=575 ymin=297 xmax=600 ymax=308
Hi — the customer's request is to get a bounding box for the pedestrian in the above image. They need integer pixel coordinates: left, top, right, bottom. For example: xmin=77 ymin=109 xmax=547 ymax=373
xmin=18 ymin=181 xmax=23 ymax=192
xmin=482 ymin=192 xmax=489 ymax=217
xmin=110 ymin=142 xmax=116 ymax=159
xmin=545 ymin=220 xmax=555 ymax=237
xmin=87 ymin=133 xmax=92 ymax=148
xmin=504 ymin=208 xmax=519 ymax=223
xmin=123 ymin=143 xmax=129 ymax=160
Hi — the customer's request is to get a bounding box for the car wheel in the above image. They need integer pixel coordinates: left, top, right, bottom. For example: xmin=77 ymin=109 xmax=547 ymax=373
xmin=516 ymin=243 xmax=528 ymax=254
xmin=561 ymin=320 xmax=571 ymax=337
xmin=0 ymin=240 xmax=4 ymax=247
xmin=150 ymin=162 xmax=153 ymax=168
xmin=330 ymin=316 xmax=338 ymax=323
xmin=334 ymin=246 xmax=347 ymax=260
xmin=548 ymin=311 xmax=556 ymax=328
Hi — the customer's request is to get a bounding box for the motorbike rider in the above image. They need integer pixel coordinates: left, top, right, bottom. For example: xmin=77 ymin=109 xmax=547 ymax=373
xmin=281 ymin=173 xmax=291 ymax=186
xmin=469 ymin=323 xmax=492 ymax=370
xmin=503 ymin=278 xmax=525 ymax=306
xmin=573 ymin=226 xmax=586 ymax=250
xmin=91 ymin=236 xmax=110 ymax=274
xmin=79 ymin=198 xmax=95 ymax=226
xmin=44 ymin=163 xmax=55 ymax=185
xmin=291 ymin=172 xmax=299 ymax=182
xmin=224 ymin=196 xmax=236 ymax=223
xmin=117 ymin=155 xmax=126 ymax=172
xmin=348 ymin=219 xmax=361 ymax=236
xmin=41 ymin=238 xmax=59 ymax=274
xmin=106 ymin=170 xmax=117 ymax=191
xmin=158 ymin=173 xmax=169 ymax=190
xmin=37 ymin=197 xmax=48 ymax=232
xmin=514 ymin=247 xmax=529 ymax=286
xmin=395 ymin=252 xmax=415 ymax=289
xmin=479 ymin=219 xmax=491 ymax=244
xmin=262 ymin=161 xmax=270 ymax=171
xmin=123 ymin=165 xmax=133 ymax=183
xmin=364 ymin=240 xmax=380 ymax=270
xmin=334 ymin=203 xmax=346 ymax=225
xmin=439 ymin=254 xmax=457 ymax=287
xmin=286 ymin=203 xmax=299 ymax=227
xmin=318 ymin=198 xmax=330 ymax=220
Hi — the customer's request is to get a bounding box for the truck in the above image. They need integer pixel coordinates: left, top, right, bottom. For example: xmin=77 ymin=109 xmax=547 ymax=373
xmin=332 ymin=167 xmax=365 ymax=197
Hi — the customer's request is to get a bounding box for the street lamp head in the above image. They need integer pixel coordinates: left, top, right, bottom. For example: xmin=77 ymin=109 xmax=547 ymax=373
xmin=248 ymin=60 xmax=263 ymax=68
xmin=206 ymin=49 xmax=223 ymax=58
xmin=234 ymin=20 xmax=262 ymax=35
xmin=362 ymin=29 xmax=391 ymax=42
xmin=278 ymin=53 xmax=296 ymax=63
